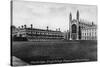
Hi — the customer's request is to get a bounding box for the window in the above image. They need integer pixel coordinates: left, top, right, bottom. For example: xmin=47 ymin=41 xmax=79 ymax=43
xmin=95 ymin=32 xmax=96 ymax=35
xmin=83 ymin=33 xmax=84 ymax=36
xmin=72 ymin=24 xmax=77 ymax=33
xmin=87 ymin=33 xmax=88 ymax=36
xmin=85 ymin=33 xmax=86 ymax=36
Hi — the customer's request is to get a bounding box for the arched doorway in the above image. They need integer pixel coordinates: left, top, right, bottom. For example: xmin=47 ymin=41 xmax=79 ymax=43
xmin=71 ymin=24 xmax=77 ymax=40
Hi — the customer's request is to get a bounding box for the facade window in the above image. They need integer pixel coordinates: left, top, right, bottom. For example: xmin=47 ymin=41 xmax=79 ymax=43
xmin=72 ymin=24 xmax=77 ymax=33
xmin=83 ymin=33 xmax=84 ymax=36
xmin=90 ymin=33 xmax=91 ymax=36
xmin=85 ymin=33 xmax=86 ymax=36
xmin=87 ymin=33 xmax=88 ymax=36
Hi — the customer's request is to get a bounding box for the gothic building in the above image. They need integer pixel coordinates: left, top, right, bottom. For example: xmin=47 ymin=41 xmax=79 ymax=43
xmin=69 ymin=10 xmax=97 ymax=40
xmin=12 ymin=10 xmax=97 ymax=41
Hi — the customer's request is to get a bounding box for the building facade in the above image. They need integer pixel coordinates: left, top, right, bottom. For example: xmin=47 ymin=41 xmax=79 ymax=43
xmin=69 ymin=10 xmax=97 ymax=40
xmin=11 ymin=25 xmax=19 ymax=37
xmin=13 ymin=25 xmax=64 ymax=41
xmin=81 ymin=26 xmax=97 ymax=40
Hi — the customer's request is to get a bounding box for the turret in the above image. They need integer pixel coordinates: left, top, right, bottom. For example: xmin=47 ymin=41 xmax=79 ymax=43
xmin=92 ymin=21 xmax=94 ymax=25
xmin=30 ymin=24 xmax=33 ymax=29
xmin=24 ymin=24 xmax=26 ymax=29
xmin=58 ymin=28 xmax=60 ymax=31
xmin=21 ymin=25 xmax=23 ymax=29
xmin=18 ymin=26 xmax=20 ymax=29
xmin=69 ymin=12 xmax=72 ymax=22
xmin=69 ymin=12 xmax=72 ymax=40
xmin=56 ymin=29 xmax=58 ymax=31
xmin=46 ymin=26 xmax=49 ymax=30
xmin=76 ymin=10 xmax=79 ymax=21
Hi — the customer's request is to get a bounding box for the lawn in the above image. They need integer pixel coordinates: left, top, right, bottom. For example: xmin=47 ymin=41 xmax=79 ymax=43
xmin=11 ymin=40 xmax=97 ymax=65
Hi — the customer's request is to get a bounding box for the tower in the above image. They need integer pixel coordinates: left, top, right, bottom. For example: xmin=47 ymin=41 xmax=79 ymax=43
xmin=69 ymin=12 xmax=72 ymax=40
xmin=31 ymin=24 xmax=33 ymax=29
xmin=21 ymin=25 xmax=23 ymax=29
xmin=76 ymin=10 xmax=79 ymax=21
xmin=76 ymin=10 xmax=79 ymax=40
xmin=47 ymin=26 xmax=49 ymax=30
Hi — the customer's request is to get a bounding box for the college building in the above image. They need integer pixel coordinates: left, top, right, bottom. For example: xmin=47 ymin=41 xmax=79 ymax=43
xmin=12 ymin=24 xmax=64 ymax=41
xmin=69 ymin=10 xmax=97 ymax=40
xmin=12 ymin=10 xmax=97 ymax=41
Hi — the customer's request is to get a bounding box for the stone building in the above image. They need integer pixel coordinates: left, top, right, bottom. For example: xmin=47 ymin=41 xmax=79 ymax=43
xmin=63 ymin=30 xmax=70 ymax=40
xmin=69 ymin=10 xmax=97 ymax=40
xmin=11 ymin=25 xmax=19 ymax=37
xmin=81 ymin=24 xmax=97 ymax=40
xmin=15 ymin=24 xmax=64 ymax=41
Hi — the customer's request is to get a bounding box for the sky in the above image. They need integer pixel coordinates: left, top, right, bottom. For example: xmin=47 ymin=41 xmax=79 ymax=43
xmin=12 ymin=0 xmax=97 ymax=32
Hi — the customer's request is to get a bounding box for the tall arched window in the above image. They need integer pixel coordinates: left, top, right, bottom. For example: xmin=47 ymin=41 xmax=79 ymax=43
xmin=72 ymin=24 xmax=77 ymax=33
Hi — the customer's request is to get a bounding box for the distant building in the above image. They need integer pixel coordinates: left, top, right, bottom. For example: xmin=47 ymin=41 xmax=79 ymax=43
xmin=81 ymin=24 xmax=97 ymax=40
xmin=69 ymin=10 xmax=97 ymax=40
xmin=13 ymin=25 xmax=64 ymax=41
xmin=63 ymin=30 xmax=70 ymax=40
xmin=11 ymin=25 xmax=19 ymax=37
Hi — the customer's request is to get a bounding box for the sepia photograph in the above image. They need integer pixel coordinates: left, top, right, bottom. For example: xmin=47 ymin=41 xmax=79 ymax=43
xmin=11 ymin=0 xmax=97 ymax=66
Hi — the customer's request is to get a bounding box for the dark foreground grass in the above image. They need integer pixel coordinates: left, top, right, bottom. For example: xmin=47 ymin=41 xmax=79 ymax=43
xmin=12 ymin=40 xmax=97 ymax=65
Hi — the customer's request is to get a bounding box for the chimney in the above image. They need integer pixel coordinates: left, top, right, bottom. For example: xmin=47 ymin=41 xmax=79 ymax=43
xmin=92 ymin=21 xmax=94 ymax=25
xmin=56 ymin=29 xmax=58 ymax=31
xmin=47 ymin=26 xmax=49 ymax=30
xmin=18 ymin=26 xmax=20 ymax=29
xmin=31 ymin=24 xmax=33 ymax=29
xmin=59 ymin=28 xmax=60 ymax=31
xmin=21 ymin=25 xmax=23 ymax=29
xmin=24 ymin=24 xmax=26 ymax=29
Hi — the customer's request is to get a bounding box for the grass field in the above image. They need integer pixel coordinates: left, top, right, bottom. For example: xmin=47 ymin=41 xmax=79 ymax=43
xmin=12 ymin=40 xmax=97 ymax=65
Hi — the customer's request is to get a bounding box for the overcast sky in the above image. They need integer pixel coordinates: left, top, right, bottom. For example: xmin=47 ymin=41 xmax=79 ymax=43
xmin=12 ymin=0 xmax=97 ymax=32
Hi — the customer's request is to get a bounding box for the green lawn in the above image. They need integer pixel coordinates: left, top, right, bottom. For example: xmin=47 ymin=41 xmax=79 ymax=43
xmin=12 ymin=40 xmax=97 ymax=65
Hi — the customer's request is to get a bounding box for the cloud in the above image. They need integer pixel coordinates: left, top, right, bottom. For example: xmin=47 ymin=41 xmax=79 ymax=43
xmin=13 ymin=0 xmax=97 ymax=32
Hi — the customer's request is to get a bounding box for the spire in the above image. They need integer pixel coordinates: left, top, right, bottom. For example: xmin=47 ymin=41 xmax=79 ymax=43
xmin=69 ymin=12 xmax=72 ymax=22
xmin=69 ymin=12 xmax=72 ymax=40
xmin=76 ymin=10 xmax=79 ymax=21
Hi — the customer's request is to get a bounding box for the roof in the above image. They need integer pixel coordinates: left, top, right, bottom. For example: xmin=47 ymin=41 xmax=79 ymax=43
xmin=71 ymin=19 xmax=97 ymax=29
xmin=19 ymin=28 xmax=62 ymax=33
xmin=71 ymin=19 xmax=77 ymax=23
xmin=79 ymin=21 xmax=97 ymax=29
